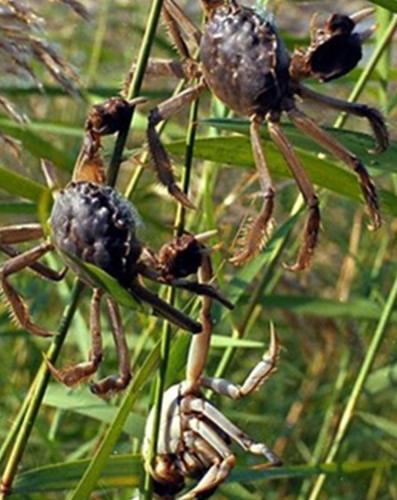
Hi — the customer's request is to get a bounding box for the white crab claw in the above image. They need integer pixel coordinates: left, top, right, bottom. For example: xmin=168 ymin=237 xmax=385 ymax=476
xmin=350 ymin=7 xmax=375 ymax=24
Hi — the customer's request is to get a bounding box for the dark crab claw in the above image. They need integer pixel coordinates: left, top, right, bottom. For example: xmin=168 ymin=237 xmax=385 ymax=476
xmin=308 ymin=8 xmax=375 ymax=82
xmin=85 ymin=95 xmax=147 ymax=136
xmin=291 ymin=8 xmax=375 ymax=83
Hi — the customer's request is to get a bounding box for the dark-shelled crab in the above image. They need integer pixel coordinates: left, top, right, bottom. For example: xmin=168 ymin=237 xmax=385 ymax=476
xmin=0 ymin=96 xmax=232 ymax=395
xmin=142 ymin=0 xmax=388 ymax=270
xmin=143 ymin=310 xmax=281 ymax=499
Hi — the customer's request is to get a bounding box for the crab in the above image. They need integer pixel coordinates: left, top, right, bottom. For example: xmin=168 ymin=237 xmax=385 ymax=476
xmin=0 ymin=96 xmax=232 ymax=395
xmin=141 ymin=0 xmax=388 ymax=270
xmin=143 ymin=317 xmax=281 ymax=499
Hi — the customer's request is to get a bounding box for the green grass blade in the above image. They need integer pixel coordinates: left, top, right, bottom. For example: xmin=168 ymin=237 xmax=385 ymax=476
xmin=68 ymin=342 xmax=161 ymax=499
xmin=43 ymin=385 xmax=145 ymax=436
xmin=0 ymin=165 xmax=48 ymax=202
xmin=12 ymin=456 xmax=395 ymax=494
xmin=13 ymin=454 xmax=143 ymax=493
xmin=0 ymin=121 xmax=74 ymax=171
xmin=167 ymin=135 xmax=397 ymax=216
xmin=368 ymin=0 xmax=397 ymax=13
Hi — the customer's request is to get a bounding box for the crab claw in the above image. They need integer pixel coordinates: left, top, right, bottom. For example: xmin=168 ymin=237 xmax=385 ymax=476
xmin=291 ymin=9 xmax=375 ymax=83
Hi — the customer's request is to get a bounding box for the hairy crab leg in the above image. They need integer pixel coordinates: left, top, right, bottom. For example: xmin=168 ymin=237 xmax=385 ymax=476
xmin=131 ymin=280 xmax=202 ymax=333
xmin=268 ymin=119 xmax=320 ymax=271
xmin=90 ymin=298 xmax=131 ymax=395
xmin=164 ymin=0 xmax=202 ymax=47
xmin=0 ymin=224 xmax=67 ymax=280
xmin=47 ymin=289 xmax=104 ymax=386
xmin=0 ymin=244 xmax=67 ymax=281
xmin=201 ymin=326 xmax=279 ymax=399
xmin=296 ymin=84 xmax=389 ymax=153
xmin=127 ymin=58 xmax=192 ymax=79
xmin=0 ymin=223 xmax=44 ymax=243
xmin=230 ymin=115 xmax=275 ymax=266
xmin=0 ymin=242 xmax=54 ymax=337
xmin=163 ymin=4 xmax=193 ymax=63
xmin=148 ymin=82 xmax=206 ymax=209
xmin=288 ymin=106 xmax=381 ymax=230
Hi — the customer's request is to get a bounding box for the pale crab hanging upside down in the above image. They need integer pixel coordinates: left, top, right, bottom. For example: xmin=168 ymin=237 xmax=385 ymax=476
xmin=140 ymin=0 xmax=389 ymax=270
xmin=0 ymin=96 xmax=232 ymax=395
xmin=143 ymin=307 xmax=281 ymax=498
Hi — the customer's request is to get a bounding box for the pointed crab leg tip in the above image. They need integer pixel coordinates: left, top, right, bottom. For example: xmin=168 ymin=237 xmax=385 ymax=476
xmin=194 ymin=229 xmax=218 ymax=242
xmin=171 ymin=188 xmax=196 ymax=209
xmin=269 ymin=322 xmax=277 ymax=343
xmin=350 ymin=7 xmax=375 ymax=24
xmin=281 ymin=261 xmax=309 ymax=273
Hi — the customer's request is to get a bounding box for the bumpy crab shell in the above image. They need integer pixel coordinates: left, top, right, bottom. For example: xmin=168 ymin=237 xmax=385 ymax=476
xmin=200 ymin=5 xmax=291 ymax=116
xmin=50 ymin=181 xmax=143 ymax=287
xmin=141 ymin=1 xmax=388 ymax=270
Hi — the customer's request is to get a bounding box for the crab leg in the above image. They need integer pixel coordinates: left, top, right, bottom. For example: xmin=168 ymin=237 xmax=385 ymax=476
xmin=163 ymin=5 xmax=193 ymax=63
xmin=148 ymin=82 xmax=206 ymax=208
xmin=128 ymin=58 xmax=191 ymax=79
xmin=288 ymin=106 xmax=381 ymax=230
xmin=47 ymin=289 xmax=104 ymax=386
xmin=185 ymin=398 xmax=281 ymax=464
xmin=131 ymin=281 xmax=202 ymax=333
xmin=1 ymin=244 xmax=67 ymax=281
xmin=296 ymin=84 xmax=389 ymax=153
xmin=268 ymin=119 xmax=320 ymax=271
xmin=0 ymin=224 xmax=67 ymax=280
xmin=201 ymin=326 xmax=279 ymax=399
xmin=0 ymin=223 xmax=44 ymax=243
xmin=138 ymin=263 xmax=232 ymax=309
xmin=180 ymin=455 xmax=235 ymax=500
xmin=230 ymin=115 xmax=275 ymax=265
xmin=91 ymin=298 xmax=131 ymax=395
xmin=164 ymin=0 xmax=202 ymax=47
xmin=0 ymin=242 xmax=54 ymax=337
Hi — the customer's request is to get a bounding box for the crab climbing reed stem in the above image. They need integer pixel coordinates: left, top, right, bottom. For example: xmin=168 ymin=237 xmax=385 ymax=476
xmin=0 ymin=281 xmax=84 ymax=496
xmin=143 ymin=96 xmax=201 ymax=499
xmin=107 ymin=0 xmax=167 ymax=187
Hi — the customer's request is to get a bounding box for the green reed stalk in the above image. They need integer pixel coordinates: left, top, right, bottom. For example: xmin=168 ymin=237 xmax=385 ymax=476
xmin=124 ymin=79 xmax=186 ymax=200
xmin=308 ymin=271 xmax=397 ymax=500
xmin=107 ymin=0 xmax=166 ymax=186
xmin=143 ymin=94 xmax=200 ymax=499
xmin=1 ymin=0 xmax=166 ymax=494
xmin=0 ymin=280 xmax=84 ymax=497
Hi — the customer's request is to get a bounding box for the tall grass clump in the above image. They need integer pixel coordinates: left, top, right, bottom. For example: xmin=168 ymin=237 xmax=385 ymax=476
xmin=0 ymin=1 xmax=396 ymax=499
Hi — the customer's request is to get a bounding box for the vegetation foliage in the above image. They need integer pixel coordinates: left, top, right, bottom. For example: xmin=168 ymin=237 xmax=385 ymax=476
xmin=0 ymin=0 xmax=396 ymax=498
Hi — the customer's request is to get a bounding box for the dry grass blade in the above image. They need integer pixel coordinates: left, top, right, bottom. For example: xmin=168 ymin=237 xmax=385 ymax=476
xmin=0 ymin=0 xmax=81 ymax=97
xmin=57 ymin=0 xmax=89 ymax=20
xmin=0 ymin=96 xmax=26 ymax=123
